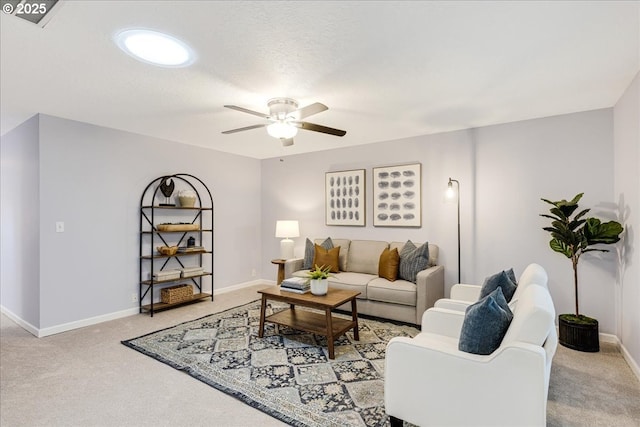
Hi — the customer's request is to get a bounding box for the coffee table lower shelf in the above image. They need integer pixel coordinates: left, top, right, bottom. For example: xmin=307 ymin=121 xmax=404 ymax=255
xmin=266 ymin=309 xmax=356 ymax=337
xmin=257 ymin=286 xmax=360 ymax=359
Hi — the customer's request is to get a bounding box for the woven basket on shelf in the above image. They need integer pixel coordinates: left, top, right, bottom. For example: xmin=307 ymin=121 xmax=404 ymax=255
xmin=161 ymin=284 xmax=193 ymax=304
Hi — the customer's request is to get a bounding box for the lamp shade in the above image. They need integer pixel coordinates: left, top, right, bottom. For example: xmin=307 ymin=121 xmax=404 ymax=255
xmin=275 ymin=220 xmax=299 ymax=238
xmin=275 ymin=220 xmax=299 ymax=260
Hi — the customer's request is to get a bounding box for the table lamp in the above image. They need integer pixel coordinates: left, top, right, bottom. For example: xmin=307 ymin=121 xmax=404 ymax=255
xmin=275 ymin=220 xmax=299 ymax=260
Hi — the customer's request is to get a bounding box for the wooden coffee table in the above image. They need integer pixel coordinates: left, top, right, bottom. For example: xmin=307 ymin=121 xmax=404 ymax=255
xmin=258 ymin=286 xmax=360 ymax=359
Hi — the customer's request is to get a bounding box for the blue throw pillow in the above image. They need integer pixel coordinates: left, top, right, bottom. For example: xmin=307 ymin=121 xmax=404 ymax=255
xmin=459 ymin=287 xmax=513 ymax=355
xmin=398 ymin=240 xmax=430 ymax=283
xmin=505 ymin=268 xmax=517 ymax=285
xmin=303 ymin=237 xmax=333 ymax=269
xmin=479 ymin=270 xmax=517 ymax=302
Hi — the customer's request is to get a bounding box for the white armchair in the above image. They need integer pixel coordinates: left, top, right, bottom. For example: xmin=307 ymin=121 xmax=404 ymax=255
xmin=385 ymin=284 xmax=557 ymax=427
xmin=435 ymin=263 xmax=548 ymax=312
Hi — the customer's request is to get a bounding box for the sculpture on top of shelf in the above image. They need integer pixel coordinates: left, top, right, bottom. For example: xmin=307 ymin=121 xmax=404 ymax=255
xmin=159 ymin=178 xmax=175 ymax=206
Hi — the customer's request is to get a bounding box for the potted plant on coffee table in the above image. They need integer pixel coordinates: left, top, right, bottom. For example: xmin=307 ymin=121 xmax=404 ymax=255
xmin=306 ymin=265 xmax=333 ymax=296
xmin=540 ymin=193 xmax=623 ymax=352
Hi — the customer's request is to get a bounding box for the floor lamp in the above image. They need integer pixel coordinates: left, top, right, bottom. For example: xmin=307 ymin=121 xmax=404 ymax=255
xmin=446 ymin=178 xmax=461 ymax=283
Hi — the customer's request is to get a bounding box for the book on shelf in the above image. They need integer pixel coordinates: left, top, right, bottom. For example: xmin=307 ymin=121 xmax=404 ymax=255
xmin=280 ymin=277 xmax=309 ymax=290
xmin=280 ymin=286 xmax=310 ymax=294
xmin=178 ymin=246 xmax=205 ymax=253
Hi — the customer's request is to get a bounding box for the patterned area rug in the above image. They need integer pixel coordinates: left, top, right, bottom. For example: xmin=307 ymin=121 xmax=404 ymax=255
xmin=122 ymin=300 xmax=419 ymax=426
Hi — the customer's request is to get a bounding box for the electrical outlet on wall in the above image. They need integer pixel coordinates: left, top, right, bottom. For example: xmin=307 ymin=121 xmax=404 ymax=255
xmin=251 ymin=268 xmax=257 ymax=277
xmin=131 ymin=293 xmax=138 ymax=303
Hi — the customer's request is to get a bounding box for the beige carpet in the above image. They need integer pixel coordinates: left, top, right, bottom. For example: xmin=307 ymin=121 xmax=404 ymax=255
xmin=1 ymin=283 xmax=639 ymax=427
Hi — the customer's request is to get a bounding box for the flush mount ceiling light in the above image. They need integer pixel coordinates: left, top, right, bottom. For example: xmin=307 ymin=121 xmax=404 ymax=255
xmin=115 ymin=29 xmax=194 ymax=67
xmin=267 ymin=121 xmax=298 ymax=139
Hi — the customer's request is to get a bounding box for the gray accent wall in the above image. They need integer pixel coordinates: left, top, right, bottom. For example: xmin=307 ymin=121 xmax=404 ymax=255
xmin=614 ymin=71 xmax=640 ymax=369
xmin=261 ymin=109 xmax=618 ymax=334
xmin=0 ymin=115 xmax=41 ymax=328
xmin=2 ymin=114 xmax=262 ymax=329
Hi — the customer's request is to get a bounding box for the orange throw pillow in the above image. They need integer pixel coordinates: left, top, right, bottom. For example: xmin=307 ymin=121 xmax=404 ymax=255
xmin=312 ymin=244 xmax=341 ymax=273
xmin=378 ymin=247 xmax=399 ymax=281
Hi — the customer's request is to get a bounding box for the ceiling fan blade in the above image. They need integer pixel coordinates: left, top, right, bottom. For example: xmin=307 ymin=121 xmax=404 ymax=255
xmin=281 ymin=138 xmax=294 ymax=147
xmin=221 ymin=124 xmax=266 ymax=134
xmin=294 ymin=121 xmax=347 ymax=137
xmin=290 ymin=102 xmax=328 ymax=120
xmin=224 ymin=105 xmax=270 ymax=119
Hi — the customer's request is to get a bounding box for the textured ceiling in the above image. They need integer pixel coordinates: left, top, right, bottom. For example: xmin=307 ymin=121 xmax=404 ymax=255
xmin=1 ymin=1 xmax=638 ymax=159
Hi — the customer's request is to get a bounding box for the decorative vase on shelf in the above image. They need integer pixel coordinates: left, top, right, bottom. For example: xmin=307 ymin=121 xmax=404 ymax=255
xmin=178 ymin=189 xmax=196 ymax=207
xmin=310 ymin=278 xmax=328 ymax=296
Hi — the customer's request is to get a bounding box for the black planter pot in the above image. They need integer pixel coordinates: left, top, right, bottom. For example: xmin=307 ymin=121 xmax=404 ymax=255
xmin=558 ymin=315 xmax=599 ymax=352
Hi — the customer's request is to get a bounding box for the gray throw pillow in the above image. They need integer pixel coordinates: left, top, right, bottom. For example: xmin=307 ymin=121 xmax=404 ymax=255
xmin=506 ymin=268 xmax=517 ymax=285
xmin=480 ymin=270 xmax=517 ymax=302
xmin=303 ymin=237 xmax=334 ymax=269
xmin=459 ymin=287 xmax=513 ymax=355
xmin=398 ymin=240 xmax=430 ymax=283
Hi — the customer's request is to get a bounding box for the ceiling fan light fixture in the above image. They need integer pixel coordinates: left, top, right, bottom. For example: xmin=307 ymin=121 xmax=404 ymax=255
xmin=267 ymin=122 xmax=298 ymax=139
xmin=115 ymin=29 xmax=194 ymax=67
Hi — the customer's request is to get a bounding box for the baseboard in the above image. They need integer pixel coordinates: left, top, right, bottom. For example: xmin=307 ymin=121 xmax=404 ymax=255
xmin=620 ymin=341 xmax=640 ymax=381
xmin=1 ymin=280 xmax=275 ymax=338
xmin=213 ymin=279 xmax=272 ymax=295
xmin=598 ymin=332 xmax=640 ymax=382
xmin=599 ymin=332 xmax=618 ymax=344
xmin=0 ymin=305 xmax=39 ymax=337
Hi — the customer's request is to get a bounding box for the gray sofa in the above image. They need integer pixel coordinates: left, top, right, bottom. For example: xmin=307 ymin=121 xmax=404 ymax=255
xmin=284 ymin=239 xmax=445 ymax=325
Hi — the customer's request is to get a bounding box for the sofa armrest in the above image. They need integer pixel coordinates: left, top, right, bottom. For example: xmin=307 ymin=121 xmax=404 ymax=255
xmin=450 ymin=283 xmax=482 ymax=302
xmin=420 ymin=307 xmax=465 ymax=337
xmin=415 ymin=265 xmax=445 ymax=325
xmin=434 ymin=299 xmax=472 ymax=312
xmin=385 ymin=337 xmax=549 ymax=427
xmin=284 ymin=258 xmax=304 ymax=278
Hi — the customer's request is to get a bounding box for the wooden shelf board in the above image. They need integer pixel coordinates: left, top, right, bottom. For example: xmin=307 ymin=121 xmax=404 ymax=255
xmin=141 ymin=206 xmax=212 ymax=211
xmin=140 ymin=272 xmax=212 ymax=286
xmin=265 ymin=309 xmax=355 ymax=337
xmin=141 ymin=230 xmax=212 ymax=234
xmin=141 ymin=293 xmax=211 ymax=312
xmin=141 ymin=250 xmax=211 ymax=259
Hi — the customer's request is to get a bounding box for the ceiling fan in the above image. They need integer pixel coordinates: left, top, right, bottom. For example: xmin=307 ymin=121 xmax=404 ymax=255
xmin=222 ymin=98 xmax=347 ymax=146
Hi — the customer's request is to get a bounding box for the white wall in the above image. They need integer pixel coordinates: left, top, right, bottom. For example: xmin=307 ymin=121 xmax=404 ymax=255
xmin=0 ymin=115 xmax=41 ymax=328
xmin=261 ymin=109 xmax=620 ymax=333
xmin=261 ymin=128 xmax=474 ymax=292
xmin=474 ymin=110 xmax=616 ymax=328
xmin=614 ymin=71 xmax=640 ymax=370
xmin=2 ymin=114 xmax=262 ymax=330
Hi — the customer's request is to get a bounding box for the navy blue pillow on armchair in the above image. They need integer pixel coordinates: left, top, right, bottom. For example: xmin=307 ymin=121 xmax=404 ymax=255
xmin=479 ymin=270 xmax=517 ymax=302
xmin=459 ymin=287 xmax=513 ymax=355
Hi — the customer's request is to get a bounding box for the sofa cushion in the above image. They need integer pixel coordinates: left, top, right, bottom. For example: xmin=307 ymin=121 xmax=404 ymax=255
xmin=315 ymin=238 xmax=350 ymax=271
xmin=328 ymin=272 xmax=375 ymax=299
xmin=398 ymin=240 xmax=430 ymax=283
xmin=312 ymin=244 xmax=340 ymax=273
xmin=480 ymin=270 xmax=517 ymax=302
xmin=304 ymin=237 xmax=333 ymax=269
xmin=459 ymin=287 xmax=513 ymax=355
xmin=378 ymin=248 xmax=400 ymax=281
xmin=368 ymin=277 xmax=416 ymax=306
xmin=390 ymin=241 xmax=438 ymax=267
xmin=346 ymin=240 xmax=389 ymax=275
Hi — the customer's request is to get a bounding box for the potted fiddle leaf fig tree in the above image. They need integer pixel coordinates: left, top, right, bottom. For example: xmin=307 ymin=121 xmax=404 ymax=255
xmin=540 ymin=193 xmax=623 ymax=352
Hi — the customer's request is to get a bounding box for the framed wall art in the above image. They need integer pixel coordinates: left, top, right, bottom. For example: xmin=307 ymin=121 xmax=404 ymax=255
xmin=373 ymin=163 xmax=421 ymax=227
xmin=325 ymin=169 xmax=366 ymax=226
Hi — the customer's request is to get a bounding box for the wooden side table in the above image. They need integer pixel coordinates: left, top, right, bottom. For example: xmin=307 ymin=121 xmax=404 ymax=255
xmin=271 ymin=259 xmax=286 ymax=285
